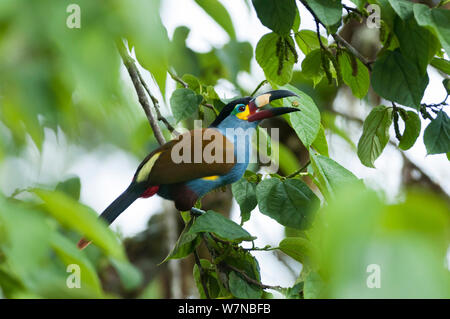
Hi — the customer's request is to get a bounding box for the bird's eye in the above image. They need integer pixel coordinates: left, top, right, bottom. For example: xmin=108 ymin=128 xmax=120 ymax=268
xmin=238 ymin=105 xmax=246 ymax=112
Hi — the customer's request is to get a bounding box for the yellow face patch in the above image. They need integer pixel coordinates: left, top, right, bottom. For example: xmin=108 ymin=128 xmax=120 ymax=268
xmin=136 ymin=151 xmax=162 ymax=183
xmin=236 ymin=105 xmax=251 ymax=120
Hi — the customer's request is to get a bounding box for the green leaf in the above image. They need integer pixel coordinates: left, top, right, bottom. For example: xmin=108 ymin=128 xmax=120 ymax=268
xmin=131 ymin=2 xmax=170 ymax=95
xmin=430 ymin=57 xmax=450 ymax=75
xmin=311 ymin=124 xmax=329 ymax=156
xmin=33 ymin=189 xmax=125 ymax=260
xmin=413 ymin=4 xmax=450 ymax=57
xmin=371 ymin=50 xmax=428 ymax=109
xmin=387 ymin=0 xmax=414 ymax=20
xmin=163 ymin=219 xmax=201 ymax=262
xmin=292 ymin=10 xmax=301 ymax=32
xmin=304 ymin=271 xmax=325 ymax=299
xmin=282 ymin=84 xmax=321 ymax=148
xmin=398 ymin=111 xmax=421 ymax=150
xmin=279 ymin=237 xmax=312 ymax=265
xmin=228 ymin=271 xmax=263 ymax=299
xmin=321 ymin=112 xmax=356 ymax=149
xmin=181 ymin=74 xmax=202 ymax=93
xmin=338 ymin=51 xmax=370 ymax=99
xmin=110 ymin=258 xmax=143 ymax=291
xmin=188 ymin=210 xmax=255 ymax=242
xmin=231 ymin=177 xmax=257 ymax=224
xmin=357 ymin=105 xmax=393 ymax=167
xmin=444 ymin=79 xmax=450 ymax=95
xmin=423 ymin=110 xmax=450 ymax=155
xmin=255 ymin=33 xmax=296 ymax=85
xmin=302 ymin=0 xmax=342 ymax=28
xmin=295 ymin=30 xmax=328 ymax=55
xmin=310 ymin=154 xmax=359 ymax=199
xmin=0 ymin=198 xmax=52 ymax=284
xmin=252 ymin=0 xmax=297 ymax=35
xmin=393 ymin=16 xmax=438 ymax=74
xmin=217 ymin=40 xmax=253 ymax=83
xmin=55 ymin=176 xmax=81 ymax=201
xmin=283 ymin=282 xmax=303 ymax=299
xmin=349 ymin=0 xmax=366 ymax=9
xmin=223 ymin=249 xmax=262 ymax=283
xmin=170 ymin=88 xmax=203 ymax=123
xmin=256 ymin=178 xmax=319 ymax=230
xmin=277 ymin=142 xmax=301 ymax=175
xmin=169 ymin=27 xmax=201 ymax=78
xmin=301 ymin=49 xmax=325 ymax=86
xmin=194 ymin=0 xmax=236 ymax=39
xmin=308 ymin=184 xmax=450 ymax=298
xmin=50 ymin=233 xmax=102 ymax=296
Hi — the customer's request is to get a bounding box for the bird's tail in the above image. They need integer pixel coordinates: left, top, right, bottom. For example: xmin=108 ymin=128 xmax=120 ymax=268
xmin=77 ymin=183 xmax=149 ymax=250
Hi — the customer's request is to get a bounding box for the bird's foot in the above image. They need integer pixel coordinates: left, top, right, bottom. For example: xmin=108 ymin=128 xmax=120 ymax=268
xmin=190 ymin=207 xmax=206 ymax=216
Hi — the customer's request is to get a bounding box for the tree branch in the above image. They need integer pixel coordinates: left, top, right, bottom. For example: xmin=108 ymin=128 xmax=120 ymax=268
xmin=225 ymin=264 xmax=284 ymax=291
xmin=391 ymin=102 xmax=402 ymax=141
xmin=193 ymin=249 xmax=211 ymax=299
xmin=168 ymin=70 xmax=188 ymax=88
xmin=286 ymin=160 xmax=311 ymax=179
xmin=200 ymin=233 xmax=285 ymax=294
xmin=250 ymin=80 xmax=268 ymax=96
xmin=117 ymin=41 xmax=166 ymax=145
xmin=299 ymin=0 xmax=373 ymax=71
xmin=136 ymin=71 xmax=180 ymax=136
xmin=342 ymin=4 xmax=364 ymax=16
xmin=332 ymin=34 xmax=373 ymax=70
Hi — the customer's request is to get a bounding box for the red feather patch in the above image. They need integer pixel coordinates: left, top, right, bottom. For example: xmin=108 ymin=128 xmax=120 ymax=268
xmin=141 ymin=185 xmax=159 ymax=198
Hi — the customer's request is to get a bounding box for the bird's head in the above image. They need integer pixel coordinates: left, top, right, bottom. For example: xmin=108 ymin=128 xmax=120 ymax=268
xmin=210 ymin=90 xmax=299 ymax=127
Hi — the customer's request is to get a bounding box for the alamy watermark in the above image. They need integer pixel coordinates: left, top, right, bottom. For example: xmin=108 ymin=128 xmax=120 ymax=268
xmin=366 ymin=264 xmax=381 ymax=288
xmin=66 ymin=264 xmax=81 ymax=288
xmin=66 ymin=4 xmax=81 ymax=29
xmin=366 ymin=4 xmax=381 ymax=29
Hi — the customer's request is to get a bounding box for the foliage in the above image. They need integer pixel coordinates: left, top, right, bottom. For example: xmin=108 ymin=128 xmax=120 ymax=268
xmin=0 ymin=0 xmax=449 ymax=299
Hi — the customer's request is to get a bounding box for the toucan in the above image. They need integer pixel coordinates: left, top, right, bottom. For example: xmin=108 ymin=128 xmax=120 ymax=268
xmin=77 ymin=90 xmax=298 ymax=249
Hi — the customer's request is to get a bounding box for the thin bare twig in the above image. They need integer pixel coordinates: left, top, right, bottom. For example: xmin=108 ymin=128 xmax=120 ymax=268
xmin=136 ymin=68 xmax=180 ymax=136
xmin=201 ymin=234 xmax=230 ymax=290
xmin=286 ymin=160 xmax=311 ymax=179
xmin=201 ymin=102 xmax=218 ymax=115
xmin=225 ymin=264 xmax=284 ymax=291
xmin=391 ymin=102 xmax=402 ymax=141
xmin=342 ymin=4 xmax=363 ymax=16
xmin=315 ymin=20 xmax=327 ymax=52
xmin=250 ymin=80 xmax=268 ymax=96
xmin=117 ymin=41 xmax=166 ymax=145
xmin=168 ymin=70 xmax=188 ymax=88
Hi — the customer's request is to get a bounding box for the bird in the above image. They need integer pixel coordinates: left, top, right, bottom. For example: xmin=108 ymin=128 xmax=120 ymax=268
xmin=77 ymin=89 xmax=299 ymax=249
